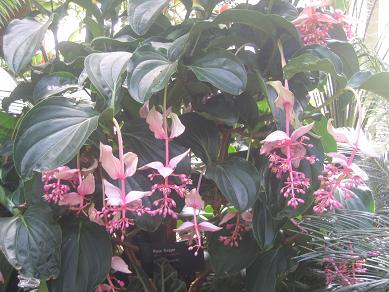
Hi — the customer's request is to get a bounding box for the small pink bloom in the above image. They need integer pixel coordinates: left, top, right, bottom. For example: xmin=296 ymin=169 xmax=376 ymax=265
xmin=88 ymin=205 xmax=105 ymax=226
xmin=198 ymin=222 xmax=222 ymax=232
xmin=185 ymin=189 xmax=204 ymax=209
xmin=260 ymin=130 xmax=290 ymax=155
xmin=100 ymin=143 xmax=138 ymax=180
xmin=169 ymin=113 xmax=185 ymax=139
xmin=146 ymin=109 xmax=166 ymax=140
xmin=103 ymin=180 xmax=150 ymax=206
xmin=269 ymin=81 xmax=295 ymax=117
xmin=219 ymin=211 xmax=237 ymax=225
xmin=173 ymin=221 xmax=221 ymax=233
xmin=111 ymin=256 xmax=131 ymax=274
xmin=94 ymin=284 xmax=111 ymax=292
xmin=139 ymin=149 xmax=190 ymax=178
xmin=241 ymin=211 xmax=253 ymax=223
xmin=77 ymin=173 xmax=95 ymax=196
xmin=139 ymin=100 xmax=149 ymax=118
xmin=59 ymin=192 xmax=83 ymax=206
xmin=53 ymin=166 xmax=79 ymax=180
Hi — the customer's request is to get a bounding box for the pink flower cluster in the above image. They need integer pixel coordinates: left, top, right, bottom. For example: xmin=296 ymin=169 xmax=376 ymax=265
xmin=218 ymin=211 xmax=252 ymax=247
xmin=261 ymin=81 xmax=315 ymax=208
xmin=293 ymin=3 xmax=353 ymax=45
xmin=139 ymin=102 xmax=191 ymax=218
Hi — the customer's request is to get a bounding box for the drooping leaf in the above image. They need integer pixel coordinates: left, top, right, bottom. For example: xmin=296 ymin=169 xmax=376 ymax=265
xmin=85 ymin=52 xmax=132 ymax=110
xmin=208 ymin=229 xmax=260 ymax=277
xmin=349 ymin=72 xmax=389 ymax=99
xmin=127 ymin=46 xmax=178 ymax=103
xmin=13 ymin=97 xmax=100 ymax=179
xmin=175 ymin=112 xmax=221 ymax=164
xmin=3 ymin=17 xmax=52 ymax=73
xmin=246 ymin=246 xmax=296 ymax=292
xmin=327 ymin=40 xmax=359 ymax=78
xmin=0 ymin=204 xmax=62 ymax=279
xmin=188 ymin=49 xmax=247 ymax=96
xmin=128 ymin=0 xmax=170 ymax=36
xmin=153 ymin=258 xmax=187 ymax=292
xmin=206 ymin=157 xmax=260 ymax=211
xmin=32 ymin=72 xmax=79 ymax=102
xmin=49 ymin=219 xmax=112 ymax=292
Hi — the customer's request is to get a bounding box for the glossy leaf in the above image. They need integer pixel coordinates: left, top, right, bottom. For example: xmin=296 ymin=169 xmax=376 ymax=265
xmin=327 ymin=40 xmax=359 ymax=78
xmin=14 ymin=97 xmax=99 ymax=179
xmin=128 ymin=0 xmax=170 ymax=36
xmin=49 ymin=219 xmax=112 ymax=292
xmin=0 ymin=205 xmax=62 ymax=279
xmin=349 ymin=72 xmax=389 ymax=99
xmin=3 ymin=17 xmax=52 ymax=73
xmin=175 ymin=112 xmax=221 ymax=164
xmin=246 ymin=246 xmax=296 ymax=292
xmin=85 ymin=52 xmax=132 ymax=110
xmin=206 ymin=157 xmax=260 ymax=211
xmin=32 ymin=73 xmax=78 ymax=102
xmin=208 ymin=229 xmax=260 ymax=277
xmin=335 ymin=184 xmax=375 ymax=212
xmin=188 ymin=49 xmax=247 ymax=95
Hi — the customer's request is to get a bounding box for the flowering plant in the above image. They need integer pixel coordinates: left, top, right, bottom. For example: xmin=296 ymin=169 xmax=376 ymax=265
xmin=1 ymin=0 xmax=389 ymax=291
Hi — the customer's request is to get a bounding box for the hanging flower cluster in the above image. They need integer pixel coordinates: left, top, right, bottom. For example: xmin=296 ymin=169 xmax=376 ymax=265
xmin=260 ymin=81 xmax=316 ymax=208
xmin=99 ymin=120 xmax=150 ymax=236
xmin=293 ymin=2 xmax=353 ymax=45
xmin=139 ymin=102 xmax=191 ymax=218
xmin=95 ymin=256 xmax=131 ymax=292
xmin=174 ymin=186 xmax=221 ymax=255
xmin=218 ymin=211 xmax=252 ymax=247
xmin=42 ymin=165 xmax=95 ymax=209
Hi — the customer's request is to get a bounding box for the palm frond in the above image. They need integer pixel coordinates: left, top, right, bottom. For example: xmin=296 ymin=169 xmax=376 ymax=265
xmin=291 ymin=211 xmax=389 ymax=291
xmin=0 ymin=0 xmax=26 ymax=28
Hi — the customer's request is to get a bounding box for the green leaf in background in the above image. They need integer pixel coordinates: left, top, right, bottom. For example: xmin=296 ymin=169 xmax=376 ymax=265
xmin=312 ymin=115 xmax=337 ymax=153
xmin=188 ymin=49 xmax=247 ymax=95
xmin=0 ymin=205 xmax=61 ymax=279
xmin=32 ymin=72 xmax=79 ymax=102
xmin=0 ymin=112 xmax=16 ymax=144
xmin=128 ymin=0 xmax=170 ymax=36
xmin=48 ymin=219 xmax=112 ymax=292
xmin=3 ymin=17 xmax=52 ymax=73
xmin=206 ymin=157 xmax=260 ymax=211
xmin=83 ymin=16 xmax=104 ymax=38
xmin=349 ymin=72 xmax=389 ymax=99
xmin=335 ymin=184 xmax=375 ymax=212
xmin=127 ymin=46 xmax=178 ymax=103
xmin=13 ymin=97 xmax=99 ymax=179
xmin=208 ymin=229 xmax=260 ymax=277
xmin=327 ymin=40 xmax=359 ymax=78
xmin=85 ymin=52 xmax=132 ymax=110
xmin=284 ymin=53 xmax=347 ymax=89
xmin=246 ymin=246 xmax=296 ymax=292
xmin=71 ymin=0 xmax=103 ymax=24
xmin=252 ymin=200 xmax=285 ymax=251
xmin=176 ymin=112 xmax=221 ymax=164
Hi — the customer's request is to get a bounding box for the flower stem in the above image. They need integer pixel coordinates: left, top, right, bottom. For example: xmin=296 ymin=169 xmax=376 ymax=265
xmin=113 ymin=118 xmax=126 ymax=218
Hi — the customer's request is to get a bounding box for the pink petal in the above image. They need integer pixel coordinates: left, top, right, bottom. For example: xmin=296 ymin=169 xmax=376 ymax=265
xmin=139 ymin=100 xmax=149 ymax=119
xmin=281 ymin=144 xmax=307 ymax=168
xmin=146 ymin=109 xmax=166 ymax=140
xmin=88 ymin=206 xmax=104 ymax=226
xmin=198 ymin=222 xmax=222 ymax=232
xmin=290 ymin=122 xmax=315 ymax=141
xmin=327 ymin=119 xmax=349 ymax=144
xmin=123 ymin=152 xmax=138 ymax=177
xmin=139 ymin=161 xmax=173 ymax=178
xmin=241 ymin=211 xmax=253 ymax=223
xmin=260 ymin=131 xmax=290 ymax=155
xmin=100 ymin=143 xmax=122 ymax=180
xmin=111 ymin=256 xmax=131 ymax=274
xmin=173 ymin=221 xmax=195 ymax=233
xmin=269 ymin=81 xmax=295 ymax=111
xmin=328 ymin=152 xmax=348 ymax=167
xmin=169 ymin=113 xmax=185 ymax=139
xmin=103 ymin=179 xmax=123 ymax=206
xmin=53 ymin=166 xmax=79 ymax=180
xmin=349 ymin=163 xmax=368 ymax=181
xmin=168 ymin=149 xmax=190 ymax=170
xmin=59 ymin=192 xmax=83 ymax=206
xmin=185 ymin=189 xmax=204 ymax=209
xmin=125 ymin=191 xmax=151 ymax=204
xmin=219 ymin=211 xmax=237 ymax=225
xmin=77 ymin=173 xmax=95 ymax=196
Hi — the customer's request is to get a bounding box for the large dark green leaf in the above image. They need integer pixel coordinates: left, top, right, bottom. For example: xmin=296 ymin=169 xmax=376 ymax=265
xmin=188 ymin=49 xmax=247 ymax=95
xmin=1 ymin=82 xmax=33 ymax=112
xmin=0 ymin=205 xmax=61 ymax=279
xmin=3 ymin=17 xmax=52 ymax=73
xmin=252 ymin=200 xmax=285 ymax=251
xmin=49 ymin=219 xmax=112 ymax=292
xmin=208 ymin=229 xmax=260 ymax=277
xmin=14 ymin=97 xmax=100 ymax=179
xmin=128 ymin=0 xmax=170 ymax=36
xmin=175 ymin=112 xmax=220 ymax=164
xmin=153 ymin=258 xmax=187 ymax=292
xmin=127 ymin=46 xmax=178 ymax=103
xmin=32 ymin=72 xmax=79 ymax=102
xmin=284 ymin=53 xmax=347 ymax=89
xmin=349 ymin=72 xmax=389 ymax=99
xmin=85 ymin=52 xmax=132 ymax=110
xmin=327 ymin=40 xmax=359 ymax=78
xmin=206 ymin=157 xmax=260 ymax=211
xmin=246 ymin=246 xmax=296 ymax=292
